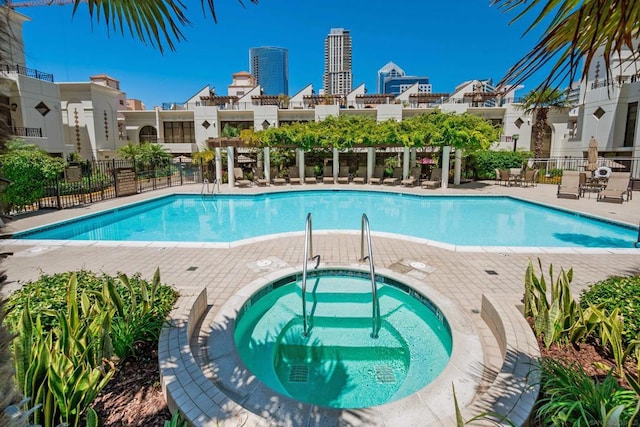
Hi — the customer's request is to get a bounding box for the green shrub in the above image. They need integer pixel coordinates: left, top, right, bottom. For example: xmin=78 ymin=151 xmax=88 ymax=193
xmin=535 ymin=358 xmax=639 ymax=426
xmin=580 ymin=276 xmax=640 ymax=347
xmin=471 ymin=150 xmax=531 ymax=179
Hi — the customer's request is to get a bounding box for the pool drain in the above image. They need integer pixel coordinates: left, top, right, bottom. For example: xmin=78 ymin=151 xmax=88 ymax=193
xmin=409 ymin=261 xmax=426 ymax=269
xmin=375 ymin=365 xmax=396 ymax=384
xmin=257 ymin=259 xmax=273 ymax=267
xmin=288 ymin=365 xmax=308 ymax=383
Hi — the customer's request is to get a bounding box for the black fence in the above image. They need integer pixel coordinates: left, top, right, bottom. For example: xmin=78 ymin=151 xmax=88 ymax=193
xmin=11 ymin=159 xmax=203 ymax=215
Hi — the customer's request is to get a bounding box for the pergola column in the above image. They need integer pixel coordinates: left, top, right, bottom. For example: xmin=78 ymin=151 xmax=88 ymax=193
xmin=215 ymin=148 xmax=222 ymax=184
xmin=403 ymin=147 xmax=410 ymax=179
xmin=263 ymin=147 xmax=271 ymax=182
xmin=333 ymin=148 xmax=339 ymax=181
xmin=441 ymin=146 xmax=451 ymax=189
xmin=454 ymin=149 xmax=462 ymax=186
xmin=297 ymin=149 xmax=305 ymax=182
xmin=410 ymin=148 xmax=417 ymax=166
xmin=367 ymin=147 xmax=375 ymax=181
xmin=227 ymin=146 xmax=235 ymax=187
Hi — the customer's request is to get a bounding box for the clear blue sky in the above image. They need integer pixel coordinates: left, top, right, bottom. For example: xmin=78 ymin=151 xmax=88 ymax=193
xmin=17 ymin=0 xmax=550 ymax=109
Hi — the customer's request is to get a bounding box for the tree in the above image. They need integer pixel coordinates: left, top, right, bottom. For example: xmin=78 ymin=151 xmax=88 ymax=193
xmin=518 ymin=88 xmax=569 ymax=158
xmin=491 ymin=0 xmax=639 ymax=93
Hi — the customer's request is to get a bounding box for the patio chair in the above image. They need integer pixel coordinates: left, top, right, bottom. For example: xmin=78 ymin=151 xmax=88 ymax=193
xmin=494 ymin=168 xmax=504 ymax=185
xmin=421 ymin=168 xmax=442 ymax=189
xmin=508 ymin=168 xmax=523 ymax=187
xmin=271 ymin=168 xmax=287 ymax=185
xmin=233 ymin=168 xmax=252 ymax=188
xmin=352 ymin=166 xmax=367 ymax=184
xmin=597 ymin=172 xmax=631 ymax=203
xmin=288 ymin=166 xmax=301 ymax=185
xmin=369 ymin=166 xmax=386 ymax=185
xmin=322 ymin=165 xmax=335 ymax=184
xmin=254 ymin=167 xmax=269 ymax=186
xmin=401 ymin=167 xmax=422 ymax=187
xmin=521 ymin=169 xmax=539 ymax=188
xmin=556 ymin=170 xmax=581 ymax=199
xmin=383 ymin=167 xmax=403 ymax=185
xmin=304 ymin=166 xmax=317 ymax=184
xmin=337 ymin=166 xmax=350 ymax=184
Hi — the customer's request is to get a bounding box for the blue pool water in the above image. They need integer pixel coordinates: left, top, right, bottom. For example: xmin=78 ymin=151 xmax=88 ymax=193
xmin=15 ymin=191 xmax=638 ymax=248
xmin=234 ymin=271 xmax=452 ymax=408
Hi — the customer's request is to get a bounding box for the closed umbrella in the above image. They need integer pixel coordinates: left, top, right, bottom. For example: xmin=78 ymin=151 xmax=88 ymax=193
xmin=587 ymin=137 xmax=598 ymax=172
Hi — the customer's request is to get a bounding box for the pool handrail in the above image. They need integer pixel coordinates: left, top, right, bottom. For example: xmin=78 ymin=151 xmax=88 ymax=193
xmin=201 ymin=178 xmax=220 ymax=194
xmin=360 ymin=213 xmax=380 ymax=338
xmin=301 ymin=212 xmax=320 ymax=336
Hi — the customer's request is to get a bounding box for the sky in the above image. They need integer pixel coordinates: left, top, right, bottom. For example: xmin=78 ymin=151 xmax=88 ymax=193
xmin=17 ymin=0 xmax=552 ymax=109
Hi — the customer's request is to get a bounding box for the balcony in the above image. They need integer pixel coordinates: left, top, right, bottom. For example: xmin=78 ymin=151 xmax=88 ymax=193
xmin=0 ymin=64 xmax=54 ymax=82
xmin=10 ymin=127 xmax=43 ymax=138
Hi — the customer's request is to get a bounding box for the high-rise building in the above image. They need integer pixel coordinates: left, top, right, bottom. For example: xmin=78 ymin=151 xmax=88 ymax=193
xmin=384 ymin=76 xmax=432 ymax=95
xmin=249 ymin=46 xmax=289 ymax=96
xmin=377 ymin=62 xmax=405 ymax=94
xmin=323 ymin=28 xmax=352 ymax=95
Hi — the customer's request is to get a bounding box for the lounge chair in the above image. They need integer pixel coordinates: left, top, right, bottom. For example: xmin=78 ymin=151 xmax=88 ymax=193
xmin=556 ymin=170 xmax=581 ymax=199
xmin=337 ymin=166 xmax=350 ymax=184
xmin=254 ymin=167 xmax=269 ymax=186
xmin=597 ymin=172 xmax=631 ymax=203
xmin=305 ymin=166 xmax=317 ymax=184
xmin=384 ymin=167 xmax=403 ymax=185
xmin=271 ymin=168 xmax=287 ymax=185
xmin=352 ymin=166 xmax=367 ymax=184
xmin=401 ymin=167 xmax=422 ymax=187
xmin=421 ymin=168 xmax=442 ymax=189
xmin=322 ymin=165 xmax=334 ymax=184
xmin=233 ymin=168 xmax=251 ymax=187
xmin=369 ymin=166 xmax=386 ymax=185
xmin=288 ymin=166 xmax=301 ymax=185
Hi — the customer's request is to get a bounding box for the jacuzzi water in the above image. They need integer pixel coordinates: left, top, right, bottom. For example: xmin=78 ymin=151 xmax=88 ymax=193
xmin=233 ymin=270 xmax=452 ymax=408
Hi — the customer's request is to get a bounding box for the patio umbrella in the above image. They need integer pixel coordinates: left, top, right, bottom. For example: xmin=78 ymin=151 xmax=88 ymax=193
xmin=587 ymin=137 xmax=598 ymax=172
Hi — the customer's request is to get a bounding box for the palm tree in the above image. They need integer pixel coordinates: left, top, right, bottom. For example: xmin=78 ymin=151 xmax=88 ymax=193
xmin=491 ymin=0 xmax=639 ymax=93
xmin=518 ymin=88 xmax=570 ymax=158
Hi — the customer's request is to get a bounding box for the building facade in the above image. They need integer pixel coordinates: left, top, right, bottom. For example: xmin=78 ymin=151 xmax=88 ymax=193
xmin=384 ymin=76 xmax=431 ymax=96
xmin=377 ymin=62 xmax=405 ymax=94
xmin=323 ymin=28 xmax=352 ymax=95
xmin=249 ymin=46 xmax=289 ymax=96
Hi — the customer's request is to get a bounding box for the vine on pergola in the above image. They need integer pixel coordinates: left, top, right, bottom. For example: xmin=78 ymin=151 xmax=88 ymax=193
xmin=250 ymin=112 xmax=500 ymax=152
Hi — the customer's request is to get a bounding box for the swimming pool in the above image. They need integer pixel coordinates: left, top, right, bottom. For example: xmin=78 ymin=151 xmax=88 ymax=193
xmin=14 ymin=191 xmax=639 ymax=248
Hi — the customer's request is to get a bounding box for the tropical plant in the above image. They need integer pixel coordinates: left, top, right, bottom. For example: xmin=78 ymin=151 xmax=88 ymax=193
xmin=534 ymin=358 xmax=639 ymax=427
xmin=490 ymin=0 xmax=639 ymax=94
xmin=517 ymin=88 xmax=570 ymax=158
xmin=523 ymin=259 xmax=581 ymax=348
xmin=164 ymin=410 xmax=188 ymax=427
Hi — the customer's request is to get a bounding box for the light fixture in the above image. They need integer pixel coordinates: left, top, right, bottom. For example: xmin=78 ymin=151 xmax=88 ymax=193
xmin=10 ymin=103 xmax=17 ymax=111
xmin=35 ymin=101 xmax=51 ymax=116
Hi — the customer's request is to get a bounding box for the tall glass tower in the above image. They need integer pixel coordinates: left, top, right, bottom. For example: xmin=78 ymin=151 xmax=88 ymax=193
xmin=377 ymin=62 xmax=405 ymax=94
xmin=323 ymin=28 xmax=352 ymax=95
xmin=249 ymin=47 xmax=289 ymax=96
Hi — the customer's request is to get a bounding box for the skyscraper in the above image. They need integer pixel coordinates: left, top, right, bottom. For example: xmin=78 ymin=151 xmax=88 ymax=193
xmin=377 ymin=62 xmax=405 ymax=94
xmin=249 ymin=46 xmax=289 ymax=96
xmin=323 ymin=28 xmax=352 ymax=95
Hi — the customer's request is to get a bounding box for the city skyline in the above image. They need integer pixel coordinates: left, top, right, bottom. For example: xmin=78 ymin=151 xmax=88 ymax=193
xmin=16 ymin=1 xmax=553 ymax=108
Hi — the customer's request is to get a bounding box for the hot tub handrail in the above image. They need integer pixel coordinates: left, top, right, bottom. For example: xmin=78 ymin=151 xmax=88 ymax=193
xmin=360 ymin=213 xmax=380 ymax=338
xmin=302 ymin=212 xmax=320 ymax=336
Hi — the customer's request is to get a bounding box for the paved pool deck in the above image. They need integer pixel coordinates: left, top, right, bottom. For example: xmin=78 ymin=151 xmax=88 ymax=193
xmin=0 ymin=180 xmax=639 ymax=426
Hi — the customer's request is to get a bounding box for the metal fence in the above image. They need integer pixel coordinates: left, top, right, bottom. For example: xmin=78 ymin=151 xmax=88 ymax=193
xmin=527 ymin=156 xmax=640 ymax=185
xmin=10 ymin=159 xmax=203 ymax=215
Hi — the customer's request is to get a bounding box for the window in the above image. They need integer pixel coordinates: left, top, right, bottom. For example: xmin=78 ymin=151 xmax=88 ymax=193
xmin=623 ymin=102 xmax=637 ymax=148
xmin=139 ymin=126 xmax=157 ymax=143
xmin=163 ymin=121 xmax=195 ymax=144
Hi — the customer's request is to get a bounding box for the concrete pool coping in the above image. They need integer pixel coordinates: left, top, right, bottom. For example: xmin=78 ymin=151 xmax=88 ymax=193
xmin=159 ymin=265 xmax=540 ymax=426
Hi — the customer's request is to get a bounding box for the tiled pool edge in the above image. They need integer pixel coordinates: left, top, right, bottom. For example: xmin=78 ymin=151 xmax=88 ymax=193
xmin=159 ymin=271 xmax=541 ymax=426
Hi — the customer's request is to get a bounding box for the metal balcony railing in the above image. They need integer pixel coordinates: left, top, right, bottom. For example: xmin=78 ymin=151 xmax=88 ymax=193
xmin=0 ymin=64 xmax=54 ymax=82
xmin=10 ymin=127 xmax=43 ymax=137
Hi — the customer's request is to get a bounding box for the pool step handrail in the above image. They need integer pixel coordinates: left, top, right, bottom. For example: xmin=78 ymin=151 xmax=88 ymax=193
xmin=635 ymin=219 xmax=640 ymax=248
xmin=201 ymin=178 xmax=220 ymax=195
xmin=360 ymin=214 xmax=380 ymax=338
xmin=301 ymin=212 xmax=320 ymax=336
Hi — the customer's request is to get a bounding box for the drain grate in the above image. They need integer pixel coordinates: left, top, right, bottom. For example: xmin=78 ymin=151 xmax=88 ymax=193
xmin=375 ymin=365 xmax=396 ymax=384
xmin=289 ymin=365 xmax=309 ymax=383
xmin=186 ymin=266 xmax=198 ymax=271
xmin=485 ymin=270 xmax=498 ymax=275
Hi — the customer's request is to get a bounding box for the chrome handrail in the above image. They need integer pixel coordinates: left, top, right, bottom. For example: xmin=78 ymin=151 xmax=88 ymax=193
xmin=635 ymin=220 xmax=640 ymax=248
xmin=360 ymin=214 xmax=380 ymax=338
xmin=301 ymin=212 xmax=320 ymax=336
xmin=200 ymin=178 xmax=220 ymax=194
